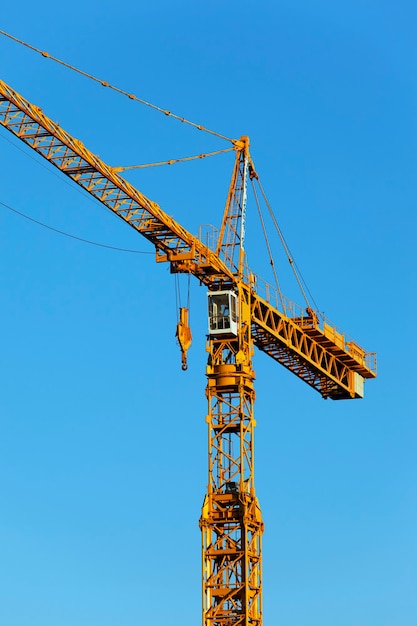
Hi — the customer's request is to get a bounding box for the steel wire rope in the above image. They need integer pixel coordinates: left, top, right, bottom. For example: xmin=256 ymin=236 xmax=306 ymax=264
xmin=254 ymin=176 xmax=322 ymax=316
xmin=175 ymin=274 xmax=181 ymax=320
xmin=0 ymin=132 xmax=103 ymax=199
xmin=174 ymin=273 xmax=192 ymax=320
xmin=1 ymin=31 xmax=322 ymax=312
xmin=0 ymin=29 xmax=234 ymax=144
xmin=0 ymin=133 xmax=233 ymax=234
xmin=0 ymin=131 xmax=131 ymax=229
xmin=0 ymin=130 xmax=164 ymax=250
xmin=0 ymin=199 xmax=153 ymax=254
xmin=250 ymin=178 xmax=286 ymax=312
xmin=116 ymin=147 xmax=235 ymax=171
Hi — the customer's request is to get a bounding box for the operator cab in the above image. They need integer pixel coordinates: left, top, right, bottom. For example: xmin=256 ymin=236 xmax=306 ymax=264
xmin=208 ymin=290 xmax=238 ymax=336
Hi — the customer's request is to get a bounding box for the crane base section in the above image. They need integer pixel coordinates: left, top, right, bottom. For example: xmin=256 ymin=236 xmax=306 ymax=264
xmin=202 ymin=338 xmax=263 ymax=625
xmin=200 ymin=491 xmax=263 ymax=626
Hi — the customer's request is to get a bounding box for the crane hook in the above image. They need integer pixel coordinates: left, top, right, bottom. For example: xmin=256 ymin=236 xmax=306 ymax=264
xmin=175 ymin=307 xmax=192 ymax=371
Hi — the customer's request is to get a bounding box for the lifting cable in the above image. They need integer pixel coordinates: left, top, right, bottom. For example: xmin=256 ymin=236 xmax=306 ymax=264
xmin=0 ymin=30 xmax=234 ymax=145
xmin=175 ymin=273 xmax=183 ymax=320
xmin=174 ymin=269 xmax=191 ymax=316
xmin=174 ymin=271 xmax=192 ymax=373
xmin=0 ymin=30 xmax=319 ymax=314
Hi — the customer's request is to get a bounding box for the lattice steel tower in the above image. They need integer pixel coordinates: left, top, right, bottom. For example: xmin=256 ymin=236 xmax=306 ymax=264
xmin=201 ymin=141 xmax=263 ymax=625
xmin=0 ymin=75 xmax=377 ymax=626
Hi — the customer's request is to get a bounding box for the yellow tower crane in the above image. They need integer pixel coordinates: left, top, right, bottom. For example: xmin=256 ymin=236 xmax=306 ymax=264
xmin=0 ymin=77 xmax=376 ymax=626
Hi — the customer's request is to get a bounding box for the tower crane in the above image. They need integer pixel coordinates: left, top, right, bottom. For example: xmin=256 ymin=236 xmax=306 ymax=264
xmin=0 ymin=76 xmax=376 ymax=626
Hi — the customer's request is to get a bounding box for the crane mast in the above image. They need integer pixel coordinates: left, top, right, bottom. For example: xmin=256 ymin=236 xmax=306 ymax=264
xmin=0 ymin=76 xmax=377 ymax=626
xmin=201 ymin=143 xmax=263 ymax=625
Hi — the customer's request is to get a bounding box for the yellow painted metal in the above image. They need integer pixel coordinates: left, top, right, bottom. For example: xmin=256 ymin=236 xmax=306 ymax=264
xmin=201 ymin=320 xmax=263 ymax=624
xmin=200 ymin=153 xmax=263 ymax=625
xmin=0 ymin=77 xmax=376 ymax=398
xmin=0 ymin=78 xmax=234 ymax=286
xmin=216 ymin=136 xmax=254 ymax=279
xmin=250 ymin=287 xmax=376 ymax=399
xmin=176 ymin=307 xmax=192 ymax=370
xmin=0 ymin=75 xmax=377 ymax=626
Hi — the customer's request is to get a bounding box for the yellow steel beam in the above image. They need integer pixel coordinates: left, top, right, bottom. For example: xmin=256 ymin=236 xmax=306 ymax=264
xmin=0 ymin=78 xmax=233 ymax=285
xmin=250 ymin=287 xmax=376 ymax=399
xmin=0 ymin=77 xmax=376 ymax=405
xmin=0 ymin=70 xmax=377 ymax=626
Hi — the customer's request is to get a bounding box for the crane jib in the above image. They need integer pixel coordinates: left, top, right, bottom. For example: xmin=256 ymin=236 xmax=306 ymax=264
xmin=0 ymin=78 xmax=233 ymax=283
xmin=0 ymin=75 xmax=376 ymax=403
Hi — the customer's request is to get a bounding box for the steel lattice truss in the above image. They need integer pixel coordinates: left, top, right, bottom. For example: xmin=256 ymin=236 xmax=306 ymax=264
xmin=0 ymin=74 xmax=377 ymax=626
xmin=0 ymin=78 xmax=376 ymax=401
xmin=202 ymin=335 xmax=262 ymax=626
xmin=0 ymin=79 xmax=232 ymax=282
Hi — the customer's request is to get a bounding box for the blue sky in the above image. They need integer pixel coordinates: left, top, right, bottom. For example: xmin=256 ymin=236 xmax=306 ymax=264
xmin=0 ymin=2 xmax=416 ymax=625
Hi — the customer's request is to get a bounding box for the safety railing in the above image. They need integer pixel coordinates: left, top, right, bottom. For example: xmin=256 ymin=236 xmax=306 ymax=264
xmin=248 ymin=271 xmax=377 ymax=376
